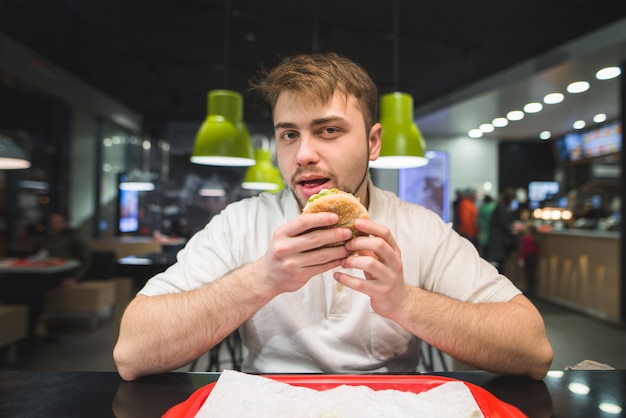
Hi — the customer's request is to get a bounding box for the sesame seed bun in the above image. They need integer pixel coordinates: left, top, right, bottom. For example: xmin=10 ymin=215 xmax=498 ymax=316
xmin=302 ymin=188 xmax=369 ymax=247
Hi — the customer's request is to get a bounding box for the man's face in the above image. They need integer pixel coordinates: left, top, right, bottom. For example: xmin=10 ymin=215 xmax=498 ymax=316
xmin=273 ymin=91 xmax=381 ymax=210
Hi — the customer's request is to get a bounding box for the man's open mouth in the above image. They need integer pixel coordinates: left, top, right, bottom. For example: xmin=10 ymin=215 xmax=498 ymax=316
xmin=298 ymin=178 xmax=329 ymax=188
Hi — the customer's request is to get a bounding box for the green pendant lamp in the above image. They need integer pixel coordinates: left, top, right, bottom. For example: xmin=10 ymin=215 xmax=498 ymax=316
xmin=191 ymin=90 xmax=255 ymax=166
xmin=242 ymin=148 xmax=284 ymax=192
xmin=370 ymin=92 xmax=428 ymax=169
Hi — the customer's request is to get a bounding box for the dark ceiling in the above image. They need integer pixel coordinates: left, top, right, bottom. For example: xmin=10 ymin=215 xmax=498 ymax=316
xmin=2 ymin=0 xmax=626 ymax=133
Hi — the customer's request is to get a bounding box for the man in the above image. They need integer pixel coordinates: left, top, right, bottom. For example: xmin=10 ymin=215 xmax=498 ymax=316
xmin=477 ymin=194 xmax=496 ymax=258
xmin=487 ymin=188 xmax=518 ymax=272
xmin=456 ymin=188 xmax=479 ymax=249
xmin=8 ymin=212 xmax=92 ymax=340
xmin=114 ymin=53 xmax=553 ymax=381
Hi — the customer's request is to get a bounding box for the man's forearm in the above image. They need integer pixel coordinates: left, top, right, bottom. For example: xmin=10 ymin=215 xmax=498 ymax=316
xmin=114 ymin=260 xmax=275 ymax=380
xmin=394 ymin=289 xmax=553 ymax=379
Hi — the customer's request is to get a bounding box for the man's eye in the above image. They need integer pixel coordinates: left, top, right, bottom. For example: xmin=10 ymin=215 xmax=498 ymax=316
xmin=281 ymin=131 xmax=298 ymax=141
xmin=322 ymin=127 xmax=338 ymax=135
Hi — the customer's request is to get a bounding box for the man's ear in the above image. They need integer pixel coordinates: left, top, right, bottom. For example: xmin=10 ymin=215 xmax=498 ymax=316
xmin=368 ymin=122 xmax=382 ymax=161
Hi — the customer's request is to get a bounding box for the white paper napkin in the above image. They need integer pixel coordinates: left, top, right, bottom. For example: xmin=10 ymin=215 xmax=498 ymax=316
xmin=195 ymin=370 xmax=484 ymax=418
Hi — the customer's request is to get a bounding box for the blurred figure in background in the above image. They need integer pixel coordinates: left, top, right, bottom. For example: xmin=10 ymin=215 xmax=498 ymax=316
xmin=37 ymin=212 xmax=92 ymax=286
xmin=451 ymin=189 xmax=463 ymax=232
xmin=477 ymin=194 xmax=496 ymax=258
xmin=457 ymin=188 xmax=479 ymax=249
xmin=7 ymin=212 xmax=92 ymax=342
xmin=518 ymin=222 xmax=540 ymax=298
xmin=487 ymin=188 xmax=517 ymax=273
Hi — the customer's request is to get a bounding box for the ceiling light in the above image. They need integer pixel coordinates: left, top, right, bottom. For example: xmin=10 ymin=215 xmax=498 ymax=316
xmin=119 ymin=169 xmax=156 ymax=191
xmin=479 ymin=123 xmax=494 ymax=133
xmin=199 ymin=176 xmax=226 ymax=197
xmin=506 ymin=110 xmax=524 ymax=121
xmin=543 ymin=93 xmax=564 ymax=104
xmin=573 ymin=120 xmax=586 ymax=130
xmin=242 ymin=148 xmax=284 ymax=192
xmin=567 ymin=81 xmax=590 ymax=94
xmin=468 ymin=129 xmax=483 ymax=138
xmin=191 ymin=90 xmax=256 ymax=167
xmin=19 ymin=180 xmax=49 ymax=190
xmin=539 ymin=131 xmax=551 ymax=140
xmin=523 ymin=102 xmax=543 ymax=113
xmin=199 ymin=188 xmax=226 ymax=197
xmin=492 ymin=117 xmax=508 ymax=127
xmin=593 ymin=113 xmax=607 ymax=123
xmin=0 ymin=135 xmax=31 ymax=169
xmin=595 ymin=66 xmax=621 ymax=80
xmin=370 ymin=92 xmax=428 ymax=169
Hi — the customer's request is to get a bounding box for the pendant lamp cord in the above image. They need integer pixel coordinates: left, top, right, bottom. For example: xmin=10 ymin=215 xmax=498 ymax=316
xmin=223 ymin=0 xmax=231 ymax=88
xmin=311 ymin=0 xmax=319 ymax=53
xmin=393 ymin=0 xmax=399 ymax=91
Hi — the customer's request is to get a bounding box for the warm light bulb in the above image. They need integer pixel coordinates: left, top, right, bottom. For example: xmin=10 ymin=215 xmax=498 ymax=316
xmin=523 ymin=102 xmax=543 ymax=113
xmin=539 ymin=131 xmax=551 ymax=140
xmin=593 ymin=113 xmax=607 ymax=123
xmin=479 ymin=123 xmax=494 ymax=133
xmin=506 ymin=110 xmax=524 ymax=121
xmin=596 ymin=66 xmax=621 ymax=80
xmin=567 ymin=81 xmax=590 ymax=94
xmin=543 ymin=92 xmax=564 ymax=104
xmin=492 ymin=117 xmax=508 ymax=127
xmin=468 ymin=129 xmax=483 ymax=138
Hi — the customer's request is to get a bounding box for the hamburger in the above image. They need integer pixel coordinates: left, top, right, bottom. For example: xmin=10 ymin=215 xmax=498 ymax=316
xmin=302 ymin=188 xmax=370 ymax=247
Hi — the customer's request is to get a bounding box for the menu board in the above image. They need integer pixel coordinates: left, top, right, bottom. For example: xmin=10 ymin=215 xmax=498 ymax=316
xmin=528 ymin=181 xmax=559 ymax=203
xmin=553 ymin=121 xmax=621 ymax=165
xmin=581 ymin=120 xmax=621 ymax=158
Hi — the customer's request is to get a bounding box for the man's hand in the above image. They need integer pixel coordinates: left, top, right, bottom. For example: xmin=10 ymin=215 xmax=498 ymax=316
xmin=334 ymin=218 xmax=406 ymax=319
xmin=258 ymin=212 xmax=352 ymax=294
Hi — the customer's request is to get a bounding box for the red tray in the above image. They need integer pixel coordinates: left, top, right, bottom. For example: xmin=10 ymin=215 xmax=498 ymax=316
xmin=10 ymin=258 xmax=66 ymax=267
xmin=163 ymin=374 xmax=525 ymax=417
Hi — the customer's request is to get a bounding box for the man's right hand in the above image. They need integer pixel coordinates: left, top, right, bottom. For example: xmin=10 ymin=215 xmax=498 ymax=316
xmin=257 ymin=212 xmax=351 ymax=294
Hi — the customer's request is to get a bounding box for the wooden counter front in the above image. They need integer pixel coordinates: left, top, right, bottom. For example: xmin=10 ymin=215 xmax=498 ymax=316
xmin=536 ymin=230 xmax=621 ymax=323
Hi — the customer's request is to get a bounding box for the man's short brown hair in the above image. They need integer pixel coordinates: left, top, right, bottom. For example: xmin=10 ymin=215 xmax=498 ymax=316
xmin=252 ymin=53 xmax=378 ymax=131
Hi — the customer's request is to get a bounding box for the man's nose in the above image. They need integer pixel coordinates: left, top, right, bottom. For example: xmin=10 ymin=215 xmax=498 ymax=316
xmin=295 ymin=134 xmax=320 ymax=166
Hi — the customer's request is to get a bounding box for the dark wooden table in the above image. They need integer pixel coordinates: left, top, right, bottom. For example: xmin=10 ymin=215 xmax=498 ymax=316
xmin=0 ymin=258 xmax=81 ymax=337
xmin=0 ymin=369 xmax=623 ymax=417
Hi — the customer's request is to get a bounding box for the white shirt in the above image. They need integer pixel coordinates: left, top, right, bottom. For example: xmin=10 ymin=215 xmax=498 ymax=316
xmin=140 ymin=183 xmax=521 ymax=373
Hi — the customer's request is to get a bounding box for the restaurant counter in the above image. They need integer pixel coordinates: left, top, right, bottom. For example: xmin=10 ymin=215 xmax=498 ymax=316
xmin=0 ymin=370 xmax=624 ymax=417
xmin=536 ymin=229 xmax=621 ymax=324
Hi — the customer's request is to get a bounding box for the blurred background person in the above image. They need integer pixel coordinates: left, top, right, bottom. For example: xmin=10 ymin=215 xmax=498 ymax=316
xmin=477 ymin=194 xmax=496 ymax=258
xmin=36 ymin=212 xmax=92 ymax=287
xmin=518 ymin=222 xmax=540 ymax=298
xmin=32 ymin=212 xmax=92 ymax=340
xmin=451 ymin=189 xmax=463 ymax=232
xmin=487 ymin=188 xmax=517 ymax=273
xmin=457 ymin=188 xmax=479 ymax=249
